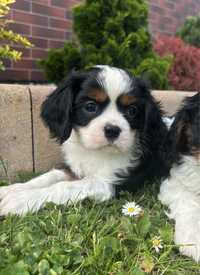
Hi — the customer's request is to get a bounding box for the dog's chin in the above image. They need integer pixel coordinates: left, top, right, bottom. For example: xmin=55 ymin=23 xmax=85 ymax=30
xmin=81 ymin=140 xmax=132 ymax=154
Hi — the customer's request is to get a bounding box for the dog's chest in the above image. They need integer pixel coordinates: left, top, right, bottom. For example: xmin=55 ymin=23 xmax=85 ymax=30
xmin=62 ymin=138 xmax=132 ymax=179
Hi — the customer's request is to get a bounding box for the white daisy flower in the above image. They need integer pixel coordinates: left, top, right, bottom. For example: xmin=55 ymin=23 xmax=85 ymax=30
xmin=152 ymin=236 xmax=163 ymax=253
xmin=122 ymin=201 xmax=142 ymax=217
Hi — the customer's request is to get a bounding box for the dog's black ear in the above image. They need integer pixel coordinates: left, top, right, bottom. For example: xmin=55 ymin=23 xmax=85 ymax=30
xmin=170 ymin=94 xmax=200 ymax=157
xmin=41 ymin=71 xmax=87 ymax=143
xmin=171 ymin=111 xmax=192 ymax=156
xmin=134 ymin=78 xmax=166 ymax=142
xmin=140 ymin=82 xmax=165 ymax=137
xmin=176 ymin=120 xmax=191 ymax=154
xmin=144 ymin=98 xmax=164 ymax=131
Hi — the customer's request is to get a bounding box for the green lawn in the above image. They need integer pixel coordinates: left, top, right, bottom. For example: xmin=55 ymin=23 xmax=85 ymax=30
xmin=0 ymin=175 xmax=200 ymax=275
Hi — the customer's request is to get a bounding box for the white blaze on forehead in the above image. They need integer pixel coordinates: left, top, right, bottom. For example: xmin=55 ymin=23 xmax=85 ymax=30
xmin=96 ymin=65 xmax=133 ymax=101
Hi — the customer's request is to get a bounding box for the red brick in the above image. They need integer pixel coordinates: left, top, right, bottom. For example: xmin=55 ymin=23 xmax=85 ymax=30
xmin=28 ymin=37 xmax=48 ymax=49
xmin=150 ymin=0 xmax=160 ymax=5
xmin=51 ymin=0 xmax=80 ymax=8
xmin=32 ymin=0 xmax=50 ymax=5
xmin=12 ymin=46 xmax=31 ymax=58
xmin=50 ymin=18 xmax=72 ymax=29
xmin=161 ymin=16 xmax=174 ymax=25
xmin=13 ymin=10 xmax=48 ymax=26
xmin=48 ymin=40 xmax=65 ymax=48
xmin=0 ymin=39 xmax=13 ymax=46
xmin=31 ymin=70 xmax=46 ymax=82
xmin=9 ymin=22 xmax=30 ymax=35
xmin=2 ymin=59 xmax=12 ymax=68
xmin=32 ymin=49 xmax=48 ymax=59
xmin=166 ymin=2 xmax=175 ymax=10
xmin=12 ymin=0 xmax=31 ymax=11
xmin=150 ymin=5 xmax=164 ymax=15
xmin=0 ymin=69 xmax=30 ymax=82
xmin=32 ymin=3 xmax=65 ymax=18
xmin=66 ymin=11 xmax=73 ymax=20
xmin=32 ymin=26 xmax=65 ymax=39
xmin=13 ymin=59 xmax=39 ymax=70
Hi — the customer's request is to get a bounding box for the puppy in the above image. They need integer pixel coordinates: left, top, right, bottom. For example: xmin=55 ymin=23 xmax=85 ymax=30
xmin=0 ymin=65 xmax=168 ymax=216
xmin=159 ymin=93 xmax=200 ymax=261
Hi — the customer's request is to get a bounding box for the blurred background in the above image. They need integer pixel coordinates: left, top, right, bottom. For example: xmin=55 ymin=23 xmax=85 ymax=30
xmin=1 ymin=0 xmax=200 ymax=91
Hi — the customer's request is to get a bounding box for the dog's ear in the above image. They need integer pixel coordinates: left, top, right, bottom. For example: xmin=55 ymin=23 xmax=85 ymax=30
xmin=172 ymin=94 xmax=200 ymax=156
xmin=134 ymin=78 xmax=165 ymax=135
xmin=171 ymin=113 xmax=192 ymax=155
xmin=138 ymin=79 xmax=165 ymax=135
xmin=178 ymin=122 xmax=191 ymax=154
xmin=41 ymin=71 xmax=87 ymax=143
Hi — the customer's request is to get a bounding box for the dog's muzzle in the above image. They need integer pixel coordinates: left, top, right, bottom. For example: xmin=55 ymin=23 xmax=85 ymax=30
xmin=104 ymin=124 xmax=121 ymax=142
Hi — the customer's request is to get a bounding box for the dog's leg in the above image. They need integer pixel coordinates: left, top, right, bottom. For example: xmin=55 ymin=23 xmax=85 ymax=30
xmin=0 ymin=178 xmax=114 ymax=216
xmin=0 ymin=169 xmax=69 ymax=199
xmin=159 ymin=177 xmax=200 ymax=262
xmin=174 ymin=199 xmax=200 ymax=262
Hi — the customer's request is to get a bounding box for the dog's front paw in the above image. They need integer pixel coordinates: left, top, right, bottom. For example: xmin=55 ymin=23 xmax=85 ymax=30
xmin=179 ymin=244 xmax=200 ymax=262
xmin=175 ymin=217 xmax=200 ymax=262
xmin=0 ymin=188 xmax=44 ymax=216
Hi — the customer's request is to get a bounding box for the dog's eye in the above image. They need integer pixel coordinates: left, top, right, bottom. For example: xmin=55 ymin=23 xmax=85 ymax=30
xmin=126 ymin=105 xmax=137 ymax=117
xmin=84 ymin=101 xmax=98 ymax=113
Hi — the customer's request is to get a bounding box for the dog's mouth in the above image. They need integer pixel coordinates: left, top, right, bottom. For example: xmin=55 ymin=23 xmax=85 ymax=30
xmin=98 ymin=144 xmax=122 ymax=153
xmin=98 ymin=140 xmax=131 ymax=153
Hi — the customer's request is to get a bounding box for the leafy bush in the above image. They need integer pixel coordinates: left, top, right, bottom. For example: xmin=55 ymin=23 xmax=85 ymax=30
xmin=154 ymin=36 xmax=200 ymax=91
xmin=0 ymin=0 xmax=33 ymax=70
xmin=39 ymin=43 xmax=83 ymax=85
xmin=177 ymin=14 xmax=200 ymax=48
xmin=40 ymin=0 xmax=171 ymax=89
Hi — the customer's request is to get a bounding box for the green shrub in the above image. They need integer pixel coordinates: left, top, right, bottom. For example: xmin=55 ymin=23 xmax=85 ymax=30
xmin=39 ymin=43 xmax=82 ymax=83
xmin=40 ymin=0 xmax=171 ymax=89
xmin=177 ymin=14 xmax=200 ymax=48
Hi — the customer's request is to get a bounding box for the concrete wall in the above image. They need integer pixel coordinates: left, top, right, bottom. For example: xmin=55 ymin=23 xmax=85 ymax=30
xmin=0 ymin=84 xmax=196 ymax=180
xmin=0 ymin=84 xmax=62 ymax=180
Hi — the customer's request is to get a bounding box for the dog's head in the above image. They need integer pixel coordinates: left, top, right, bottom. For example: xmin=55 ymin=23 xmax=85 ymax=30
xmin=41 ymin=65 xmax=164 ymax=153
xmin=169 ymin=93 xmax=200 ymax=161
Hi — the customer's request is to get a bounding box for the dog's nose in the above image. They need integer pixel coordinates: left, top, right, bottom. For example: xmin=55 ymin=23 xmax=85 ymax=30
xmin=104 ymin=124 xmax=121 ymax=141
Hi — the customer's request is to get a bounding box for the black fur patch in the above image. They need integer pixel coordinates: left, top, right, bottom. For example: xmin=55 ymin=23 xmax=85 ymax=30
xmin=168 ymin=92 xmax=200 ymax=162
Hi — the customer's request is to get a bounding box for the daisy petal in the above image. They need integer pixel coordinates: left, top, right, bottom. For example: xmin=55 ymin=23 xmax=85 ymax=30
xmin=122 ymin=201 xmax=142 ymax=217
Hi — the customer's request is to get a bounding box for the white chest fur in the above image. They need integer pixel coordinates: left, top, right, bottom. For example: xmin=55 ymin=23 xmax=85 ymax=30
xmin=159 ymin=156 xmax=200 ymax=262
xmin=62 ymin=130 xmax=132 ymax=180
xmin=159 ymin=156 xmax=200 ymax=207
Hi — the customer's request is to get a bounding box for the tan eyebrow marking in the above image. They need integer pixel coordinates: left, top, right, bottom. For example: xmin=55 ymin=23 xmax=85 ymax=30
xmin=119 ymin=94 xmax=137 ymax=106
xmin=87 ymin=89 xmax=108 ymax=103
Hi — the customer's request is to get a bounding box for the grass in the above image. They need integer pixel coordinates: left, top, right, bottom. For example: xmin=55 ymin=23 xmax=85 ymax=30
xmin=0 ymin=174 xmax=200 ymax=274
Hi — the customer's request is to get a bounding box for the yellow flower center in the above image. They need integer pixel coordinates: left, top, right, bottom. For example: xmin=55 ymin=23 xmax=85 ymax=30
xmin=153 ymin=239 xmax=161 ymax=246
xmin=128 ymin=207 xmax=135 ymax=213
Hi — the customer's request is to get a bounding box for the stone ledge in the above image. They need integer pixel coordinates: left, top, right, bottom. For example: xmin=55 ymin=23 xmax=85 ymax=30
xmin=152 ymin=90 xmax=196 ymax=115
xmin=0 ymin=85 xmax=33 ymax=180
xmin=0 ymin=84 xmax=197 ymax=179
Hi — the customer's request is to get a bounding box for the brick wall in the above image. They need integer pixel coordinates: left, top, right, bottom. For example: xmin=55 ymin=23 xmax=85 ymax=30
xmin=0 ymin=0 xmax=79 ymax=82
xmin=149 ymin=0 xmax=200 ymax=37
xmin=1 ymin=0 xmax=200 ymax=83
